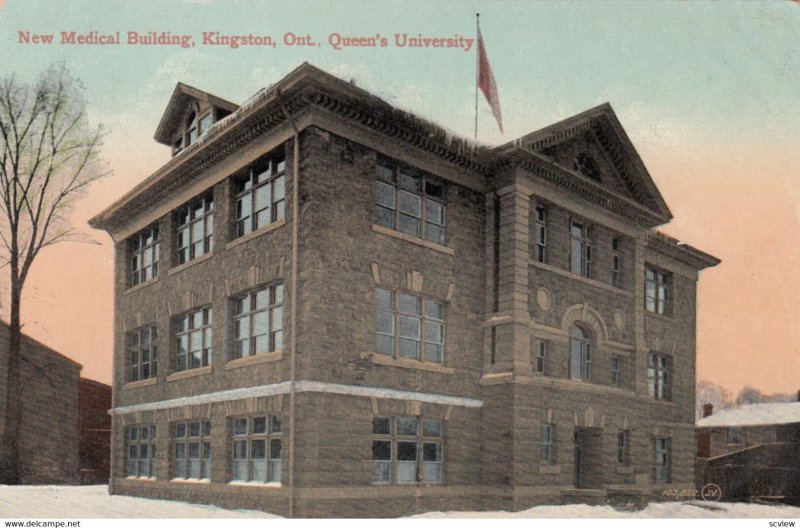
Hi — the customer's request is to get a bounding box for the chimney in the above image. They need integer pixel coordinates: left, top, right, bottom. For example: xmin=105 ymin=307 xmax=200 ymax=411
xmin=703 ymin=403 xmax=713 ymax=418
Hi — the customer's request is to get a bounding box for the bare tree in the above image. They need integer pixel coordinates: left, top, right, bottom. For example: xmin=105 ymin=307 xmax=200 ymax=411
xmin=0 ymin=64 xmax=108 ymax=484
xmin=696 ymin=380 xmax=733 ymax=420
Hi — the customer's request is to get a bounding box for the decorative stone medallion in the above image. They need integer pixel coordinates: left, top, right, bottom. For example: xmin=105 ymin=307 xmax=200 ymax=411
xmin=613 ymin=309 xmax=625 ymax=330
xmin=536 ymin=287 xmax=552 ymax=311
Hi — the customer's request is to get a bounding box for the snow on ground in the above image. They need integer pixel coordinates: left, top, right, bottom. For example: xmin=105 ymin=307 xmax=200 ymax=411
xmin=413 ymin=500 xmax=800 ymax=518
xmin=1 ymin=485 xmax=800 ymax=519
xmin=0 ymin=485 xmax=277 ymax=518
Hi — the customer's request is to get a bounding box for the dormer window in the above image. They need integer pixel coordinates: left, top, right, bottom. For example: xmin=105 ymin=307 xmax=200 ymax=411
xmin=172 ymin=108 xmax=215 ymax=156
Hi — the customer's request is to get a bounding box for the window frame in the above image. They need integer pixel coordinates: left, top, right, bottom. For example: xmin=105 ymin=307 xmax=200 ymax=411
xmin=375 ymin=159 xmax=447 ymax=246
xmin=176 ymin=193 xmax=214 ymax=265
xmin=129 ymin=224 xmax=160 ymax=287
xmin=727 ymin=426 xmax=741 ymax=445
xmin=173 ymin=108 xmax=215 ymax=156
xmin=174 ymin=307 xmax=213 ymax=372
xmin=617 ymin=430 xmax=629 ymax=465
xmin=371 ymin=415 xmax=443 ymax=485
xmin=535 ymin=340 xmax=548 ymax=374
xmin=611 ymin=237 xmax=621 ymax=288
xmin=534 ymin=205 xmax=547 ymax=264
xmin=569 ymin=325 xmax=592 ymax=381
xmin=648 ymin=353 xmax=671 ymax=401
xmin=570 ymin=220 xmax=592 ymax=278
xmin=127 ymin=325 xmax=158 ymax=382
xmin=375 ymin=288 xmax=445 ymax=364
xmin=645 ymin=266 xmax=672 ymax=316
xmin=232 ymin=284 xmax=284 ymax=360
xmin=230 ymin=415 xmax=282 ymax=484
xmin=172 ymin=420 xmax=212 ymax=481
xmin=654 ymin=436 xmax=671 ymax=483
xmin=611 ymin=356 xmax=621 ymax=386
xmin=126 ymin=424 xmax=157 ymax=478
xmin=540 ymin=423 xmax=555 ymax=464
xmin=233 ymin=149 xmax=286 ymax=238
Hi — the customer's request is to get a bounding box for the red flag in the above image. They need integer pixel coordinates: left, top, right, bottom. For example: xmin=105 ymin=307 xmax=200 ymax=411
xmin=477 ymin=27 xmax=503 ymax=133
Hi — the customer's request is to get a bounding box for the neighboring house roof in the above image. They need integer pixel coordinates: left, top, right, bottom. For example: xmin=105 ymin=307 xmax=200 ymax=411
xmin=0 ymin=319 xmax=83 ymax=369
xmin=697 ymin=402 xmax=800 ymax=428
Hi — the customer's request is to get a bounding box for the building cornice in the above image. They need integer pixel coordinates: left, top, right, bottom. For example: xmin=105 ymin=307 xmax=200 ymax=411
xmin=504 ymin=147 xmax=669 ymax=228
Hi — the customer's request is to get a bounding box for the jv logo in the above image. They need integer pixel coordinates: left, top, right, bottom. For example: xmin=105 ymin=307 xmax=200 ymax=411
xmin=701 ymin=483 xmax=722 ymax=502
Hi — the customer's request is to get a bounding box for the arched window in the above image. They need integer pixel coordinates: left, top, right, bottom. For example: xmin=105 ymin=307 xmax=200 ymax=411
xmin=570 ymin=325 xmax=592 ymax=381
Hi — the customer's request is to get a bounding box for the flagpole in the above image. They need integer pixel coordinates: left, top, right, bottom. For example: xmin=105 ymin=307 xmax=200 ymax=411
xmin=474 ymin=13 xmax=479 ymax=141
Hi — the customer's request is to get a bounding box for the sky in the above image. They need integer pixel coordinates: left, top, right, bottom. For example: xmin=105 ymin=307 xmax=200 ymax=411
xmin=0 ymin=0 xmax=798 ymax=395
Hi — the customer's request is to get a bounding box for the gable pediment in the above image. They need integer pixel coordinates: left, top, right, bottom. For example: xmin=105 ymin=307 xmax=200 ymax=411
xmin=507 ymin=103 xmax=672 ymax=223
xmin=153 ymin=82 xmax=239 ymax=146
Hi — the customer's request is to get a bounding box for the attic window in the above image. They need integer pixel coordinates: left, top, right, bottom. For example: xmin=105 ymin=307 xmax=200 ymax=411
xmin=573 ymin=153 xmax=601 ymax=183
xmin=173 ymin=109 xmax=215 ymax=156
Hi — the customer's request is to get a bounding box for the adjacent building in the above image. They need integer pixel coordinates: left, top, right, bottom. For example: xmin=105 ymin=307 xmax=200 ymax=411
xmin=79 ymin=378 xmax=113 ymax=484
xmin=696 ymin=400 xmax=800 ymax=504
xmin=89 ymin=63 xmax=719 ymax=517
xmin=0 ymin=321 xmax=82 ymax=484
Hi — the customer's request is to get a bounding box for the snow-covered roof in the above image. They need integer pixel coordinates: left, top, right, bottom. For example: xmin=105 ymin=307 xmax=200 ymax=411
xmin=697 ymin=401 xmax=800 ymax=428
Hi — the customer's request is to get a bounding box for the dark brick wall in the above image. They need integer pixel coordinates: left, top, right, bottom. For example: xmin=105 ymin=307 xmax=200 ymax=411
xmin=79 ymin=378 xmax=111 ymax=483
xmin=0 ymin=323 xmax=81 ymax=484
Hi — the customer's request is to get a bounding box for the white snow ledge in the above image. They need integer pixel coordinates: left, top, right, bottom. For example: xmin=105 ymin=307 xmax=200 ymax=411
xmin=110 ymin=380 xmax=484 ymax=415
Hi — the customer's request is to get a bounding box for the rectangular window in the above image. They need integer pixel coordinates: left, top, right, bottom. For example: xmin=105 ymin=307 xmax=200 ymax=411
xmin=173 ymin=420 xmax=211 ymax=480
xmin=127 ymin=425 xmax=156 ymax=478
xmin=233 ymin=284 xmax=283 ymax=359
xmin=540 ymin=423 xmax=554 ymax=463
xmin=129 ymin=224 xmax=160 ymax=286
xmin=535 ymin=341 xmax=548 ymax=374
xmin=234 ymin=149 xmax=286 ymax=237
xmin=611 ymin=356 xmax=620 ymax=386
xmin=176 ymin=194 xmax=214 ymax=265
xmin=645 ymin=266 xmax=672 ymax=315
xmin=648 ymin=353 xmax=671 ymax=400
xmin=372 ymin=416 xmax=443 ymax=485
xmin=376 ymin=159 xmax=447 ymax=245
xmin=617 ymin=430 xmax=629 ymax=465
xmin=764 ymin=428 xmax=777 ymax=443
xmin=375 ymin=288 xmax=444 ymax=363
xmin=611 ymin=237 xmax=621 ymax=288
xmin=534 ymin=205 xmax=547 ymax=263
xmin=727 ymin=427 xmax=741 ymax=444
xmin=231 ymin=415 xmax=282 ymax=483
xmin=128 ymin=325 xmax=158 ymax=382
xmin=570 ymin=328 xmax=592 ymax=381
xmin=654 ymin=437 xmax=671 ymax=483
xmin=570 ymin=221 xmax=592 ymax=278
xmin=175 ymin=307 xmax=212 ymax=371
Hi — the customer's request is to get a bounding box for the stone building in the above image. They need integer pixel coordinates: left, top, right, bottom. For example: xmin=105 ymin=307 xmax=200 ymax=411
xmin=696 ymin=400 xmax=800 ymax=504
xmin=89 ymin=63 xmax=718 ymax=517
xmin=0 ymin=321 xmax=82 ymax=484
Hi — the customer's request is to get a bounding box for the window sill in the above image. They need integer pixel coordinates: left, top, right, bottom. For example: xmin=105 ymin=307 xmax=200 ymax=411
xmin=372 ymin=224 xmax=455 ymax=256
xmin=170 ymin=478 xmax=211 ymax=484
xmin=124 ymin=276 xmax=161 ymax=296
xmin=166 ymin=366 xmax=213 ymax=382
xmin=228 ymin=481 xmax=282 ymax=488
xmin=224 ymin=350 xmax=284 ymax=370
xmin=167 ymin=252 xmax=214 ymax=276
xmin=125 ymin=476 xmax=156 ymax=481
xmin=225 ymin=218 xmax=287 ymax=250
xmin=645 ymin=310 xmax=674 ymax=322
xmin=365 ymin=352 xmax=455 ymax=374
xmin=529 ymin=260 xmax=633 ymax=298
xmin=122 ymin=378 xmax=158 ymax=390
xmin=539 ymin=463 xmax=561 ymax=474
